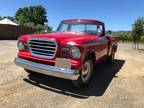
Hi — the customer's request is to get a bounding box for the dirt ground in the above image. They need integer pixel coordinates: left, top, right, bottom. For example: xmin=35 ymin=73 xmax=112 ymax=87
xmin=0 ymin=41 xmax=144 ymax=108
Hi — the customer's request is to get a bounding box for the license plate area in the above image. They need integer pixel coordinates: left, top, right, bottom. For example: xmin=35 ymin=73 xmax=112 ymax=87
xmin=55 ymin=58 xmax=71 ymax=69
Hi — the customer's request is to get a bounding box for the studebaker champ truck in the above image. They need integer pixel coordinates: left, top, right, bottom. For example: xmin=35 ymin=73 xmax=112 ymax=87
xmin=15 ymin=19 xmax=118 ymax=87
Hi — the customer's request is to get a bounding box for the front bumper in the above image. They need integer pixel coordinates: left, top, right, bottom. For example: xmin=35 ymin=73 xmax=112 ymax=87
xmin=15 ymin=57 xmax=79 ymax=80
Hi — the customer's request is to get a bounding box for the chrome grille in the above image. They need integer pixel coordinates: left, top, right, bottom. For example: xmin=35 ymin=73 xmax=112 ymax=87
xmin=28 ymin=38 xmax=58 ymax=59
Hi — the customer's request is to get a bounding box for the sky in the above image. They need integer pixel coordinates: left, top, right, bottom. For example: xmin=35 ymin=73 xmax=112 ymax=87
xmin=0 ymin=0 xmax=143 ymax=31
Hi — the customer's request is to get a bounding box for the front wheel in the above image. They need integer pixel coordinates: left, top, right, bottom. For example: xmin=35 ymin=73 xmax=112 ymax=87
xmin=72 ymin=59 xmax=94 ymax=88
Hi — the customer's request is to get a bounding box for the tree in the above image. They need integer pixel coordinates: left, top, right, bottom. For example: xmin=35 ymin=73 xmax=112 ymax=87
xmin=132 ymin=17 xmax=144 ymax=49
xmin=35 ymin=24 xmax=45 ymax=33
xmin=15 ymin=5 xmax=47 ymax=26
xmin=34 ymin=24 xmax=53 ymax=34
xmin=0 ymin=16 xmax=15 ymax=22
xmin=29 ymin=5 xmax=47 ymax=25
xmin=46 ymin=25 xmax=53 ymax=33
xmin=24 ymin=22 xmax=35 ymax=29
xmin=15 ymin=5 xmax=52 ymax=33
xmin=4 ymin=16 xmax=16 ymax=22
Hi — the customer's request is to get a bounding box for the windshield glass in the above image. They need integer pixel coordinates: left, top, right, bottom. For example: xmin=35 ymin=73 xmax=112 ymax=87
xmin=57 ymin=22 xmax=99 ymax=34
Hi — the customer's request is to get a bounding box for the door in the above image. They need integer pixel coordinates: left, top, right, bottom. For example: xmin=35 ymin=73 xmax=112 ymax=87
xmin=97 ymin=24 xmax=109 ymax=58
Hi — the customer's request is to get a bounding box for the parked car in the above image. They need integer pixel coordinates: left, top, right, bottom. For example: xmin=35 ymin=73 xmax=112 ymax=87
xmin=15 ymin=19 xmax=118 ymax=87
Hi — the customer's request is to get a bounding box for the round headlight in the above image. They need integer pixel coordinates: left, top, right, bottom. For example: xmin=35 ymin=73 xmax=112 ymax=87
xmin=70 ymin=47 xmax=81 ymax=59
xmin=18 ymin=41 xmax=25 ymax=50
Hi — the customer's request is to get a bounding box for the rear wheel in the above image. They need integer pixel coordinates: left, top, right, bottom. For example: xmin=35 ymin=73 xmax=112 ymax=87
xmin=72 ymin=59 xmax=94 ymax=88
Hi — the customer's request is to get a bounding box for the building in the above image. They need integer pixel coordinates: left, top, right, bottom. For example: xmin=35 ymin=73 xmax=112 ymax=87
xmin=0 ymin=18 xmax=33 ymax=40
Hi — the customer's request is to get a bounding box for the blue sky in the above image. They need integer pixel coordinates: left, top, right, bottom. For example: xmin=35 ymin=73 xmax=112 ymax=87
xmin=0 ymin=0 xmax=143 ymax=31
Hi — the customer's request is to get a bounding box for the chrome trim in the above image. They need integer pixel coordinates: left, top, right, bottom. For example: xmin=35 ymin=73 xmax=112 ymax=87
xmin=29 ymin=44 xmax=55 ymax=49
xmin=31 ymin=51 xmax=53 ymax=56
xmin=15 ymin=57 xmax=79 ymax=80
xmin=82 ymin=42 xmax=101 ymax=46
xmin=29 ymin=41 xmax=56 ymax=45
xmin=67 ymin=42 xmax=101 ymax=47
xmin=28 ymin=38 xmax=58 ymax=59
xmin=30 ymin=47 xmax=55 ymax=53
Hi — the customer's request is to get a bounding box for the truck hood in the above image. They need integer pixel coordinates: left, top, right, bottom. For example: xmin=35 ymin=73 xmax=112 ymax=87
xmin=20 ymin=32 xmax=99 ymax=45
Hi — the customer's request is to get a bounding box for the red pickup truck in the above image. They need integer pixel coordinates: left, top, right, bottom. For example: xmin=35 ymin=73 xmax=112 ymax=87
xmin=15 ymin=19 xmax=118 ymax=87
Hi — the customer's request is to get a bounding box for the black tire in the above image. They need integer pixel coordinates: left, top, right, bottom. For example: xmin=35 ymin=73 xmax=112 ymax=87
xmin=72 ymin=59 xmax=94 ymax=88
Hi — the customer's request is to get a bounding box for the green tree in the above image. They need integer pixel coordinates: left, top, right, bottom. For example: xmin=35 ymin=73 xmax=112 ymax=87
xmin=35 ymin=24 xmax=45 ymax=34
xmin=15 ymin=5 xmax=53 ymax=33
xmin=24 ymin=22 xmax=35 ymax=29
xmin=132 ymin=17 xmax=144 ymax=49
xmin=0 ymin=16 xmax=15 ymax=22
xmin=15 ymin=5 xmax=47 ymax=26
xmin=4 ymin=16 xmax=16 ymax=22
xmin=30 ymin=5 xmax=47 ymax=25
xmin=111 ymin=31 xmax=132 ymax=42
xmin=45 ymin=25 xmax=53 ymax=33
xmin=35 ymin=24 xmax=53 ymax=34
xmin=15 ymin=8 xmax=29 ymax=25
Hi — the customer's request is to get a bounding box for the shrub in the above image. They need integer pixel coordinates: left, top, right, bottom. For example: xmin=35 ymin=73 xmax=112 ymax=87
xmin=111 ymin=31 xmax=132 ymax=42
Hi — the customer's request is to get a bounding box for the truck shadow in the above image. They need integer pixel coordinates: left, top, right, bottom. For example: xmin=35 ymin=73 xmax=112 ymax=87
xmin=23 ymin=59 xmax=125 ymax=98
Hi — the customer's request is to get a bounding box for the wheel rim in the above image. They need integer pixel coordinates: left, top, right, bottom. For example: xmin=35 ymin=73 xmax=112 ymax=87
xmin=81 ymin=61 xmax=91 ymax=82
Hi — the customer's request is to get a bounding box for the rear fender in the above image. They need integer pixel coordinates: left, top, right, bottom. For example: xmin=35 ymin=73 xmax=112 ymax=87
xmin=110 ymin=42 xmax=118 ymax=55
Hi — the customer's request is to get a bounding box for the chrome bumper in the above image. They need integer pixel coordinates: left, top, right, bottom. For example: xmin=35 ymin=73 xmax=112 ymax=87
xmin=15 ymin=57 xmax=79 ymax=80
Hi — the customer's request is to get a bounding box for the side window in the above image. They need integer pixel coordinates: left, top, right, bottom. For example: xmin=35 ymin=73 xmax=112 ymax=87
xmin=97 ymin=25 xmax=103 ymax=36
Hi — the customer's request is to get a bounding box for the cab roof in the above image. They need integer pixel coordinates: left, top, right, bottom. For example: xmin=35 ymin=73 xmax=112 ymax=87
xmin=62 ymin=19 xmax=104 ymax=24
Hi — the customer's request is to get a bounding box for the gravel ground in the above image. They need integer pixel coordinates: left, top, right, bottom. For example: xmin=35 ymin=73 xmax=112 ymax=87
xmin=0 ymin=41 xmax=144 ymax=108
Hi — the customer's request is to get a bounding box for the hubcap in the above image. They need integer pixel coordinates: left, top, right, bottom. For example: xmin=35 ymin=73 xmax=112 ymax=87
xmin=81 ymin=61 xmax=91 ymax=82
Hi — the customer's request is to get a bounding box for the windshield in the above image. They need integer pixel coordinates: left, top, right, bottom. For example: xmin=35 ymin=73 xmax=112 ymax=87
xmin=57 ymin=22 xmax=100 ymax=34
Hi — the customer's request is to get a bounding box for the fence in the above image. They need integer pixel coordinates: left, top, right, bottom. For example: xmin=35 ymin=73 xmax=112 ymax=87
xmin=0 ymin=24 xmax=33 ymax=40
